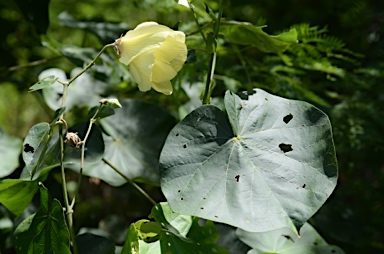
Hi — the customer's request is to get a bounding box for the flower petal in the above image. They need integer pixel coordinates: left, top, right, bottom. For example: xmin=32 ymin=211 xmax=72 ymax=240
xmin=129 ymin=50 xmax=155 ymax=92
xmin=152 ymin=81 xmax=173 ymax=95
xmin=151 ymin=33 xmax=187 ymax=83
xmin=117 ymin=23 xmax=173 ymax=65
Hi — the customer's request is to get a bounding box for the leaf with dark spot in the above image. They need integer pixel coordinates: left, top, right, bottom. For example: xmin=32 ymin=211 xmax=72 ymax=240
xmin=283 ymin=114 xmax=293 ymax=124
xmin=23 ymin=144 xmax=35 ymax=153
xmin=282 ymin=235 xmax=295 ymax=242
xmin=279 ymin=143 xmax=293 ymax=153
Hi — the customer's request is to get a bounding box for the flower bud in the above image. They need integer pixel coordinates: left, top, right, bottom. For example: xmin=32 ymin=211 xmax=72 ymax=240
xmin=114 ymin=22 xmax=187 ymax=95
xmin=65 ymin=132 xmax=82 ymax=149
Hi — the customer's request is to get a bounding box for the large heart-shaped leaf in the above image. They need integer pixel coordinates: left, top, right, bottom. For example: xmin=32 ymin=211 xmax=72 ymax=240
xmin=160 ymin=89 xmax=337 ymax=233
xmin=73 ymin=99 xmax=176 ymax=186
xmin=236 ymin=222 xmax=345 ymax=254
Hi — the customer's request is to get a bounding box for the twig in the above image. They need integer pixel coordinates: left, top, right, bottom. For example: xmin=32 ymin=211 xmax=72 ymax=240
xmin=102 ymin=158 xmax=157 ymax=206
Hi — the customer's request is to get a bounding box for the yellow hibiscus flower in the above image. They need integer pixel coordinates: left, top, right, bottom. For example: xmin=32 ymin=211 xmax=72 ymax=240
xmin=114 ymin=22 xmax=187 ymax=95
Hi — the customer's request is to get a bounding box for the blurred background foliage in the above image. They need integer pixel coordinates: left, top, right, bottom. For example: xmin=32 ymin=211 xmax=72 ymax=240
xmin=0 ymin=0 xmax=383 ymax=253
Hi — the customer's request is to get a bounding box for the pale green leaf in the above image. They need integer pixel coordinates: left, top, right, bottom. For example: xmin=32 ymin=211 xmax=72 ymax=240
xmin=160 ymin=89 xmax=338 ymax=233
xmin=236 ymin=222 xmax=345 ymax=254
xmin=0 ymin=129 xmax=22 ymax=177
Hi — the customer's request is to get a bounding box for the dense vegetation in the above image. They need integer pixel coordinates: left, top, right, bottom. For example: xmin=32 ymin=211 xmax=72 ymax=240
xmin=0 ymin=0 xmax=383 ymax=253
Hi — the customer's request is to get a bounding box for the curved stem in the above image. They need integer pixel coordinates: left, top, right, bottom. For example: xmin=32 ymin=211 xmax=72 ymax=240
xmin=59 ymin=124 xmax=78 ymax=254
xmin=102 ymin=158 xmax=157 ymax=206
xmin=69 ymin=105 xmax=103 ymax=208
xmin=202 ymin=0 xmax=224 ymax=104
xmin=66 ymin=43 xmax=114 ymax=87
xmin=56 ymin=44 xmax=112 ymax=253
xmin=187 ymin=1 xmax=207 ymax=43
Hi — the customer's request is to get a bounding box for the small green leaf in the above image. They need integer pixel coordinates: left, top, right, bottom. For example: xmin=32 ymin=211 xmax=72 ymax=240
xmin=39 ymin=68 xmax=107 ymax=112
xmin=236 ymin=222 xmax=345 ymax=254
xmin=220 ymin=21 xmax=297 ymax=53
xmin=0 ymin=129 xmax=22 ymax=177
xmin=29 ymin=76 xmax=59 ymax=92
xmin=50 ymin=107 xmax=66 ymax=129
xmin=0 ymin=179 xmax=39 ymax=216
xmin=122 ymin=203 xmax=227 ymax=254
xmin=77 ymin=233 xmax=115 ymax=254
xmin=100 ymin=98 xmax=122 ymax=108
xmin=88 ymin=106 xmax=115 ymax=120
xmin=13 ymin=184 xmax=71 ymax=254
xmin=149 ymin=202 xmax=192 ymax=237
xmin=22 ymin=123 xmax=50 ymax=167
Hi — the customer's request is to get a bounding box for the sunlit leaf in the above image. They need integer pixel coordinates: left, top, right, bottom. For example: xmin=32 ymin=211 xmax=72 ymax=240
xmin=160 ymin=89 xmax=338 ymax=233
xmin=122 ymin=203 xmax=226 ymax=254
xmin=29 ymin=76 xmax=58 ymax=92
xmin=0 ymin=130 xmax=22 ymax=177
xmin=220 ymin=21 xmax=297 ymax=53
xmin=236 ymin=222 xmax=345 ymax=254
xmin=22 ymin=123 xmax=50 ymax=170
xmin=0 ymin=179 xmax=39 ymax=216
xmin=13 ymin=184 xmax=71 ymax=253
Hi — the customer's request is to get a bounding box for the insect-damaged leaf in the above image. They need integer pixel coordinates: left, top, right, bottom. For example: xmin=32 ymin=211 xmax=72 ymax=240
xmin=160 ymin=89 xmax=337 ymax=234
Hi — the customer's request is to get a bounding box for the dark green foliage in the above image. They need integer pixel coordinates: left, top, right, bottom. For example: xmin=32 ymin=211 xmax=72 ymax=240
xmin=1 ymin=0 xmax=383 ymax=253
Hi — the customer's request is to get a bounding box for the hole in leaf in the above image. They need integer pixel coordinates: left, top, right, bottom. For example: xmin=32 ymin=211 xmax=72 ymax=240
xmin=314 ymin=242 xmax=318 ymax=245
xmin=279 ymin=143 xmax=293 ymax=153
xmin=178 ymin=190 xmax=181 ymax=192
xmin=331 ymin=250 xmax=336 ymax=253
xmin=237 ymin=90 xmax=256 ymax=100
xmin=282 ymin=235 xmax=294 ymax=242
xmin=203 ymin=197 xmax=206 ymax=200
xmin=200 ymin=207 xmax=204 ymax=210
xmin=235 ymin=175 xmax=240 ymax=182
xmin=183 ymin=144 xmax=187 ymax=149
xmin=283 ymin=114 xmax=293 ymax=124
xmin=180 ymin=198 xmax=184 ymax=200
xmin=175 ymin=133 xmax=179 ymax=137
xmin=214 ymin=216 xmax=218 ymax=218
xmin=23 ymin=144 xmax=34 ymax=153
xmin=302 ymin=184 xmax=306 ymax=188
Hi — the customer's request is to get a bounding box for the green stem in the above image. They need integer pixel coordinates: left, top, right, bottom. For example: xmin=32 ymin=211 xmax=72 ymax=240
xmin=59 ymin=125 xmax=78 ymax=254
xmin=66 ymin=43 xmax=114 ymax=86
xmin=187 ymin=1 xmax=207 ymax=43
xmin=202 ymin=0 xmax=224 ymax=105
xmin=102 ymin=158 xmax=157 ymax=206
xmin=69 ymin=105 xmax=103 ymax=208
xmin=57 ymin=44 xmax=112 ymax=253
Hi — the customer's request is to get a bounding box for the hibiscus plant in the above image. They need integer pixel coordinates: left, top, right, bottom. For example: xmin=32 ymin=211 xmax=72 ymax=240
xmin=0 ymin=1 xmax=346 ymax=253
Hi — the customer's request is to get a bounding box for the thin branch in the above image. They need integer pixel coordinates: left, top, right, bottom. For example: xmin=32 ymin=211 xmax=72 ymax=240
xmin=102 ymin=158 xmax=157 ymax=206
